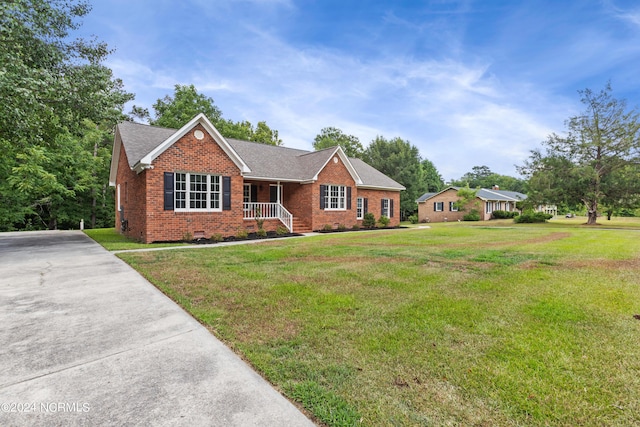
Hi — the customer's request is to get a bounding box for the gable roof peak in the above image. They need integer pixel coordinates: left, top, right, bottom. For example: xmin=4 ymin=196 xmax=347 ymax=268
xmin=138 ymin=113 xmax=250 ymax=174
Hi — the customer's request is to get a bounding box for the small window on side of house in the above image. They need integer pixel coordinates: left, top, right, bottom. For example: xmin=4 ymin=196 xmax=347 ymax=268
xmin=381 ymin=198 xmax=390 ymax=217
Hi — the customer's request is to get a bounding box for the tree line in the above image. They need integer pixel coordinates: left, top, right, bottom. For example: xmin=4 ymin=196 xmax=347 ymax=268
xmin=2 ymin=0 xmax=638 ymax=231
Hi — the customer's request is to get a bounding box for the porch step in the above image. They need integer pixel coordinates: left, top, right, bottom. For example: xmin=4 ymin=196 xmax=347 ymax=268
xmin=292 ymin=218 xmax=313 ymax=234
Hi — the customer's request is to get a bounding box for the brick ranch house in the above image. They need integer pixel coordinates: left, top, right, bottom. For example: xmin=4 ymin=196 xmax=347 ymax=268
xmin=109 ymin=114 xmax=405 ymax=243
xmin=416 ymin=186 xmax=527 ymax=223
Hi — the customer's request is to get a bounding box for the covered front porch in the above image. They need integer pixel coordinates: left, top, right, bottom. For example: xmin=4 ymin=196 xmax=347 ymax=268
xmin=242 ymin=180 xmax=311 ymax=233
xmin=243 ymin=202 xmax=293 ymax=232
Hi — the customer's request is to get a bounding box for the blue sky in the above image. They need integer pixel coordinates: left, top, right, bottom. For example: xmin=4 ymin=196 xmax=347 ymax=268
xmin=78 ymin=0 xmax=640 ymax=181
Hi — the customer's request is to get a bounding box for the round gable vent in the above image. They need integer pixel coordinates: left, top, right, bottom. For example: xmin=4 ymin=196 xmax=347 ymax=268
xmin=333 ymin=156 xmax=338 ymax=163
xmin=194 ymin=130 xmax=204 ymax=140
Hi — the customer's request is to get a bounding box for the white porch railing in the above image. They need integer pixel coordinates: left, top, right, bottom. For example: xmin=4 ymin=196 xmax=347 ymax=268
xmin=243 ymin=202 xmax=293 ymax=232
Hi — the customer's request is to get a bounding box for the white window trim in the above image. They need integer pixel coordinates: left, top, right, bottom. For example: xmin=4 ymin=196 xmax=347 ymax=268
xmin=435 ymin=201 xmax=444 ymax=212
xmin=243 ymin=183 xmax=252 ymax=203
xmin=175 ymin=172 xmax=222 ymax=212
xmin=381 ymin=198 xmax=390 ymax=217
xmin=356 ymin=197 xmax=363 ymax=219
xmin=325 ymin=184 xmax=347 ymax=211
xmin=449 ymin=201 xmax=458 ymax=212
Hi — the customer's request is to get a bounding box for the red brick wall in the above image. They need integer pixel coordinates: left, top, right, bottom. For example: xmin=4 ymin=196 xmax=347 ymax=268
xmin=283 ymin=182 xmax=312 ymax=229
xmin=356 ymin=188 xmax=401 ymax=227
xmin=143 ymin=124 xmax=244 ymax=242
xmin=115 ymin=139 xmax=147 ymax=241
xmin=417 ymin=188 xmax=484 ymax=222
xmin=310 ymin=155 xmax=357 ymax=230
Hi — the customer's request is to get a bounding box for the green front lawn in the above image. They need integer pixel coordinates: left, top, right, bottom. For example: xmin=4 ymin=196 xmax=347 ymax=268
xmin=117 ymin=223 xmax=640 ymax=426
xmin=84 ymin=228 xmax=188 ymax=251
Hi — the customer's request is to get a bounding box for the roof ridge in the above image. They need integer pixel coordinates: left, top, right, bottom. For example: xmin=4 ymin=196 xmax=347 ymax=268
xmin=477 ymin=188 xmax=522 ymax=201
xmin=118 ymin=120 xmax=179 ymax=132
xmin=226 ymin=137 xmax=309 ymax=154
xmin=481 ymin=188 xmax=507 ymax=196
xmin=297 ymin=146 xmax=336 ymax=157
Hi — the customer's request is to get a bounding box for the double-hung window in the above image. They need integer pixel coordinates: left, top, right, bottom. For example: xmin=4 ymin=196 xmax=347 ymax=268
xmin=356 ymin=197 xmax=364 ymax=219
xmin=243 ymin=184 xmax=251 ymax=203
xmin=325 ymin=185 xmax=346 ymax=210
xmin=175 ymin=173 xmax=221 ymax=211
xmin=449 ymin=201 xmax=458 ymax=212
xmin=175 ymin=173 xmax=187 ymax=209
xmin=434 ymin=201 xmax=444 ymax=212
xmin=381 ymin=198 xmax=390 ymax=217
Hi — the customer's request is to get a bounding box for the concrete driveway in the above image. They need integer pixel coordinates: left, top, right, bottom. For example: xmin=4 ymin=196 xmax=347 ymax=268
xmin=0 ymin=230 xmax=315 ymax=426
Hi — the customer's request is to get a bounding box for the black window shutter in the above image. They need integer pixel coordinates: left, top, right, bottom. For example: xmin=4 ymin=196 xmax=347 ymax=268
xmin=433 ymin=201 xmax=437 ymax=211
xmin=381 ymin=199 xmax=384 ymax=215
xmin=164 ymin=172 xmax=174 ymax=211
xmin=364 ymin=198 xmax=368 ymax=214
xmin=390 ymin=199 xmax=394 ymax=217
xmin=223 ymin=176 xmax=231 ymax=210
xmin=251 ymin=184 xmax=258 ymax=203
xmin=346 ymin=187 xmax=352 ymax=209
xmin=270 ymin=185 xmax=278 ymax=203
xmin=320 ymin=185 xmax=326 ymax=209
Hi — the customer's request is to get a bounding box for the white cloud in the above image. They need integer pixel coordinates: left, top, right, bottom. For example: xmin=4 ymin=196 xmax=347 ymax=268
xmin=604 ymin=0 xmax=640 ymax=27
xmin=93 ymin=0 xmax=595 ymax=180
xmin=143 ymin=23 xmax=567 ymax=178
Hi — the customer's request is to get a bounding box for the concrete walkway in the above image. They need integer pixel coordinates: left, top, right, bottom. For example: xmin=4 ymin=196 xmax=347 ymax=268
xmin=0 ymin=230 xmax=315 ymax=426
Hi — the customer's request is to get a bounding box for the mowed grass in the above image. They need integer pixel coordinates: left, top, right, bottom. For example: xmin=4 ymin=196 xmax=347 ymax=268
xmin=84 ymin=228 xmax=188 ymax=251
xmin=118 ymin=224 xmax=640 ymax=426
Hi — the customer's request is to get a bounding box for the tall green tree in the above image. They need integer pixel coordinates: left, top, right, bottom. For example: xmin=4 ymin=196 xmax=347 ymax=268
xmin=147 ymin=84 xmax=282 ymax=145
xmin=0 ymin=0 xmax=133 ymax=230
xmin=598 ymin=164 xmax=640 ymax=219
xmin=460 ymin=165 xmax=493 ymax=185
xmin=215 ymin=119 xmax=282 ymax=145
xmin=519 ymin=83 xmax=640 ymax=224
xmin=313 ymin=127 xmax=364 ymax=158
xmin=150 ymin=84 xmax=222 ymax=129
xmin=421 ymin=158 xmax=445 ymax=192
xmin=8 ymin=121 xmax=114 ymax=229
xmin=363 ymin=136 xmax=425 ymax=218
xmin=451 ymin=165 xmax=527 ymax=193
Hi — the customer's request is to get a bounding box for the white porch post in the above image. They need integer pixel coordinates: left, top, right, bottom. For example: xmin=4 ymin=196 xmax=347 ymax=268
xmin=277 ymin=181 xmax=281 ymax=204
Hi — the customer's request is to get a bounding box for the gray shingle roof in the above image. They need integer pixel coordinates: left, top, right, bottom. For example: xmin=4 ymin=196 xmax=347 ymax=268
xmin=115 ymin=121 xmax=404 ymax=190
xmin=488 ymin=189 xmax=527 ymax=200
xmin=476 ymin=188 xmax=527 ymax=201
xmin=417 ymin=187 xmax=527 ymax=202
xmin=226 ymin=138 xmax=334 ymax=181
xmin=416 ymin=192 xmax=438 ymax=202
xmin=348 ymin=157 xmax=406 ymax=189
xmin=117 ymin=121 xmax=176 ymax=168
